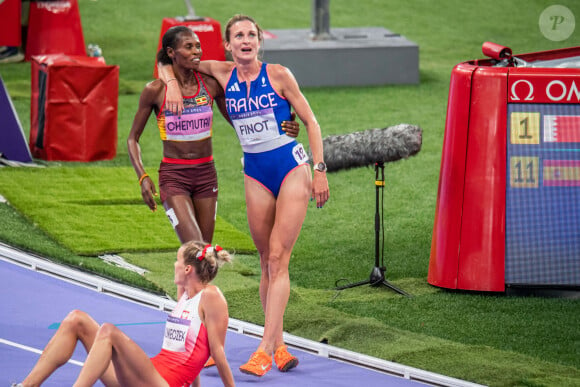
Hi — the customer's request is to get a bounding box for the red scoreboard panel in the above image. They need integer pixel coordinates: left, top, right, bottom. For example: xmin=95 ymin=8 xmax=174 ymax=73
xmin=429 ymin=44 xmax=580 ymax=292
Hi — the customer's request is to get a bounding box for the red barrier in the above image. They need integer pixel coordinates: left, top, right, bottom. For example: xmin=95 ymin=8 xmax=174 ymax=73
xmin=0 ymin=0 xmax=21 ymax=47
xmin=153 ymin=17 xmax=226 ymax=78
xmin=29 ymin=55 xmax=119 ymax=162
xmin=25 ymin=0 xmax=86 ymax=61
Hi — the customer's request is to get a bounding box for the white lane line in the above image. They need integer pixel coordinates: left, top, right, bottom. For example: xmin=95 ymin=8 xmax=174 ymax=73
xmin=0 ymin=338 xmax=84 ymax=366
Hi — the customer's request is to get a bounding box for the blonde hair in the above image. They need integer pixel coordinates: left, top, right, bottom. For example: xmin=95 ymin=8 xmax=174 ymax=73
xmin=181 ymin=241 xmax=231 ymax=283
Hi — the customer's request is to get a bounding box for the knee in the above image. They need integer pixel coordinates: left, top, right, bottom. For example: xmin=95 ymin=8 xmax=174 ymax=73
xmin=95 ymin=322 xmax=117 ymax=340
xmin=267 ymin=254 xmax=289 ymax=278
xmin=62 ymin=309 xmax=90 ymax=330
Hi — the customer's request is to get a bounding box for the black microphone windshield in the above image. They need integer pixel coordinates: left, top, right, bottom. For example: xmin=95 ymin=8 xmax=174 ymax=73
xmin=320 ymin=124 xmax=422 ymax=172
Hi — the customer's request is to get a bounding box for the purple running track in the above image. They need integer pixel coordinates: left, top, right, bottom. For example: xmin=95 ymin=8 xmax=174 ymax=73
xmin=0 ymin=258 xmax=429 ymax=386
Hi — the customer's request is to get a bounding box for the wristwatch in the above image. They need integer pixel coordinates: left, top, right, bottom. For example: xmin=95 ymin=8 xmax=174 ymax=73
xmin=313 ymin=162 xmax=327 ymax=172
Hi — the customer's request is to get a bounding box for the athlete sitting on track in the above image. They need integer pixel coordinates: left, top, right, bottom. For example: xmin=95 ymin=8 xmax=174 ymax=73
xmin=13 ymin=241 xmax=235 ymax=387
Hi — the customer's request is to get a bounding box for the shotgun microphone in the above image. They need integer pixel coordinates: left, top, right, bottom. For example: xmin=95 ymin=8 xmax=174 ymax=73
xmin=316 ymin=124 xmax=422 ymax=172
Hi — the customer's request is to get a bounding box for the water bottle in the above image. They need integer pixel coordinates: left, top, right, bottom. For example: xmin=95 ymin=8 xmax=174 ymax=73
xmin=87 ymin=44 xmax=103 ymax=58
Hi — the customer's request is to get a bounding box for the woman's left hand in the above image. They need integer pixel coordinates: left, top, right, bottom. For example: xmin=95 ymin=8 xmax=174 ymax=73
xmin=312 ymin=172 xmax=329 ymax=208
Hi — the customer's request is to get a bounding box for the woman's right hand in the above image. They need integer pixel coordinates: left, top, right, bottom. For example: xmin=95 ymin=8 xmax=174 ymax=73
xmin=140 ymin=176 xmax=158 ymax=211
xmin=164 ymin=80 xmax=184 ymax=116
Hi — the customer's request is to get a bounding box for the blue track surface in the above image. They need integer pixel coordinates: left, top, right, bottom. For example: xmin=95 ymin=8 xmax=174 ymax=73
xmin=0 ymin=258 xmax=428 ymax=386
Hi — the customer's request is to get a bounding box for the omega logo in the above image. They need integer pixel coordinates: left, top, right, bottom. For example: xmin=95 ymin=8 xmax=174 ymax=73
xmin=511 ymin=80 xmax=534 ymax=101
xmin=511 ymin=79 xmax=580 ymax=102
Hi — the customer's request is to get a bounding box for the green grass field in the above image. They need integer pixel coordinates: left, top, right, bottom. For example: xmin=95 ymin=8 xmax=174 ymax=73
xmin=1 ymin=1 xmax=579 ymax=386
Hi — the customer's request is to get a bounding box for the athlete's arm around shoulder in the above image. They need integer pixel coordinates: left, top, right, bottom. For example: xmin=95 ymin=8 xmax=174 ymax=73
xmin=201 ymin=285 xmax=235 ymax=387
xmin=200 ymin=73 xmax=231 ymax=125
xmin=198 ymin=60 xmax=235 ymax=89
xmin=158 ymin=60 xmax=233 ymax=114
xmin=200 ymin=73 xmax=224 ymax=99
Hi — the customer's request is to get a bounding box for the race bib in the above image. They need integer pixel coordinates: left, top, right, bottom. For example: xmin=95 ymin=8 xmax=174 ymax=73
xmin=230 ymin=108 xmax=279 ymax=146
xmin=292 ymin=143 xmax=309 ymax=164
xmin=165 ymin=105 xmax=213 ymax=141
xmin=162 ymin=316 xmax=191 ymax=352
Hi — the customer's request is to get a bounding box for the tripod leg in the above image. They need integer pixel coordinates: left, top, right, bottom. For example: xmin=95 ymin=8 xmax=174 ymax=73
xmin=381 ymin=280 xmax=412 ymax=297
xmin=335 ymin=278 xmax=372 ymax=290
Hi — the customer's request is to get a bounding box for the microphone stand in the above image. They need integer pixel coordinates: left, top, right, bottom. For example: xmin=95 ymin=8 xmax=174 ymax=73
xmin=335 ymin=162 xmax=411 ymax=296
